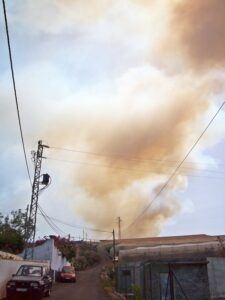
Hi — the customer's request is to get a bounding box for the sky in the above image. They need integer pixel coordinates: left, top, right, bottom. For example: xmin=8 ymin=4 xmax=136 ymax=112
xmin=0 ymin=0 xmax=225 ymax=240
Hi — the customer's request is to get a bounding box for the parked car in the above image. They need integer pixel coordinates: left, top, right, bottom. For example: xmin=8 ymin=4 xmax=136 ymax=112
xmin=6 ymin=264 xmax=52 ymax=300
xmin=59 ymin=266 xmax=76 ymax=282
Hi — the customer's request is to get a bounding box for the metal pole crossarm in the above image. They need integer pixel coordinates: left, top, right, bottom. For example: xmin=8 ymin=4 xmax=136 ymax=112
xmin=42 ymin=144 xmax=49 ymax=149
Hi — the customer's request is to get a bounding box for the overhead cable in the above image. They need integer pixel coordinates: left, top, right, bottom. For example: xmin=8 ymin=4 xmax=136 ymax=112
xmin=38 ymin=204 xmax=67 ymax=236
xmin=46 ymin=156 xmax=225 ymax=180
xmin=2 ymin=0 xmax=32 ymax=186
xmin=49 ymin=146 xmax=225 ymax=168
xmin=126 ymin=101 xmax=225 ymax=229
xmin=38 ymin=204 xmax=111 ymax=236
xmin=44 ymin=214 xmax=112 ymax=234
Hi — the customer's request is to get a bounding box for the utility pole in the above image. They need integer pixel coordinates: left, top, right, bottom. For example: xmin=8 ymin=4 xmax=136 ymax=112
xmin=24 ymin=204 xmax=29 ymax=240
xmin=117 ymin=217 xmax=122 ymax=240
xmin=112 ymin=229 xmax=116 ymax=269
xmin=24 ymin=140 xmax=50 ymax=259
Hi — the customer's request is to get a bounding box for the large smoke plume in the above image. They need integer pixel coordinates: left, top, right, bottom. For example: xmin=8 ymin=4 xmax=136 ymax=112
xmin=171 ymin=0 xmax=225 ymax=70
xmin=32 ymin=0 xmax=225 ymax=237
xmin=46 ymin=68 xmax=220 ymax=237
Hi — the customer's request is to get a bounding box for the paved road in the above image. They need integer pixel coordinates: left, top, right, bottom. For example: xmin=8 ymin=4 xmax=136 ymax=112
xmin=50 ymin=264 xmax=110 ymax=300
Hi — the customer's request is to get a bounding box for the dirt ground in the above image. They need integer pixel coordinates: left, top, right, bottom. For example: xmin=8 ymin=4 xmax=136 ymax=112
xmin=50 ymin=264 xmax=110 ymax=300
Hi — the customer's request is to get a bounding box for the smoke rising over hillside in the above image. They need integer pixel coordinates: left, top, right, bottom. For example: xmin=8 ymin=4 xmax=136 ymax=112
xmin=41 ymin=0 xmax=225 ymax=237
xmin=4 ymin=0 xmax=225 ymax=237
xmin=46 ymin=67 xmax=221 ymax=237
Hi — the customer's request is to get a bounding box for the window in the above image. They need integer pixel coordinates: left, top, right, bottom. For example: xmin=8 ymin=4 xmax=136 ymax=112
xmin=16 ymin=266 xmax=43 ymax=277
xmin=62 ymin=266 xmax=75 ymax=274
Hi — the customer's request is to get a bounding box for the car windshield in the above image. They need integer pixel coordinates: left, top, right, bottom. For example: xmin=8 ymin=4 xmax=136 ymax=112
xmin=62 ymin=267 xmax=74 ymax=273
xmin=16 ymin=266 xmax=43 ymax=277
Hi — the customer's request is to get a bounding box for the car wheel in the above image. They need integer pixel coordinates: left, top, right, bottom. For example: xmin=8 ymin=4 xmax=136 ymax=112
xmin=45 ymin=289 xmax=51 ymax=297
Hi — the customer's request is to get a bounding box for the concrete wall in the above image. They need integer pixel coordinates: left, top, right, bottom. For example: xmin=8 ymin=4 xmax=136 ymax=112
xmin=0 ymin=260 xmax=49 ymax=299
xmin=33 ymin=239 xmax=53 ymax=262
xmin=208 ymin=257 xmax=225 ymax=300
xmin=51 ymin=241 xmax=68 ymax=272
xmin=21 ymin=239 xmax=53 ymax=262
xmin=20 ymin=239 xmax=70 ymax=272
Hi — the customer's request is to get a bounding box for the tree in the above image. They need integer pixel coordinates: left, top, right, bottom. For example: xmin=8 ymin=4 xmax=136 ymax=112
xmin=0 ymin=223 xmax=24 ymax=254
xmin=0 ymin=209 xmax=27 ymax=254
xmin=0 ymin=212 xmax=3 ymax=225
xmin=10 ymin=209 xmax=27 ymax=237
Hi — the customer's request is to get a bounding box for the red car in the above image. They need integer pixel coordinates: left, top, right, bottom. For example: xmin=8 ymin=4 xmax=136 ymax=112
xmin=60 ymin=266 xmax=76 ymax=282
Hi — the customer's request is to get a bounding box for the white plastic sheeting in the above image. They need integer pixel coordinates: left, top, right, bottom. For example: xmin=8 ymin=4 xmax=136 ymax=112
xmin=119 ymin=241 xmax=225 ymax=262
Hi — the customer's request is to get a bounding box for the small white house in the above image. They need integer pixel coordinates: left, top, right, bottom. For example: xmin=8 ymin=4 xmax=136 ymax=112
xmin=20 ymin=236 xmax=70 ymax=278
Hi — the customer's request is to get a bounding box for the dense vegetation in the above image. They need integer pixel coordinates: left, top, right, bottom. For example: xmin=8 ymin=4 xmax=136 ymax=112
xmin=0 ymin=210 xmax=27 ymax=254
xmin=73 ymin=242 xmax=100 ymax=270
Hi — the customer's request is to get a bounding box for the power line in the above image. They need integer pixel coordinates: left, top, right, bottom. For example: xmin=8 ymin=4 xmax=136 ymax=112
xmin=47 ymin=156 xmax=179 ymax=175
xmin=46 ymin=156 xmax=225 ymax=181
xmin=45 ymin=215 xmax=112 ymax=234
xmin=37 ymin=205 xmax=110 ymax=242
xmin=47 ymin=153 xmax=225 ymax=175
xmin=38 ymin=204 xmax=65 ymax=234
xmin=37 ymin=210 xmax=94 ymax=241
xmin=49 ymin=146 xmax=225 ymax=169
xmin=38 ymin=204 xmax=67 ymax=236
xmin=38 ymin=206 xmax=65 ymax=235
xmin=126 ymin=101 xmax=225 ymax=230
xmin=39 ymin=212 xmax=63 ymax=236
xmin=2 ymin=0 xmax=32 ymax=186
xmin=39 ymin=206 xmax=112 ymax=233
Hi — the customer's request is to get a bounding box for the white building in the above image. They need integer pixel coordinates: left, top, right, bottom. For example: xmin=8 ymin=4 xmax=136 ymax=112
xmin=20 ymin=236 xmax=70 ymax=277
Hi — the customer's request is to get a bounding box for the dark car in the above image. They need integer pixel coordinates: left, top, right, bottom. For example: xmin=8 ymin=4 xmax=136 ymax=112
xmin=6 ymin=264 xmax=52 ymax=300
xmin=59 ymin=266 xmax=76 ymax=283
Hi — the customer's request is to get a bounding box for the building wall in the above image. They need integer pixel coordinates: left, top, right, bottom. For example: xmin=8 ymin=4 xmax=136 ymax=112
xmin=21 ymin=239 xmax=70 ymax=272
xmin=33 ymin=239 xmax=53 ymax=262
xmin=208 ymin=257 xmax=225 ymax=300
xmin=51 ymin=241 xmax=68 ymax=272
xmin=117 ymin=264 xmax=136 ymax=295
xmin=20 ymin=239 xmax=53 ymax=261
xmin=117 ymin=261 xmax=211 ymax=300
xmin=148 ymin=262 xmax=210 ymax=300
